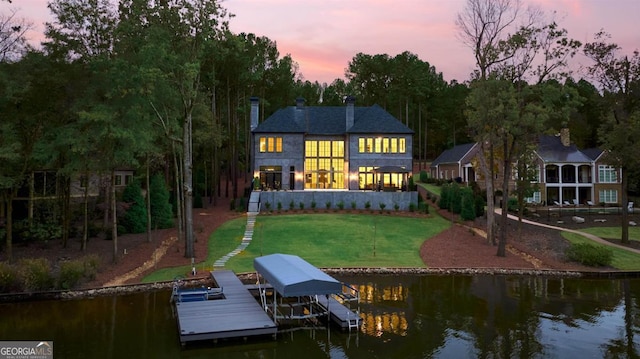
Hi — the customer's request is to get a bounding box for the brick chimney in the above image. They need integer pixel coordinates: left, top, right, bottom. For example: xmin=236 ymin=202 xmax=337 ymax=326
xmin=345 ymin=95 xmax=355 ymax=130
xmin=560 ymin=128 xmax=570 ymax=147
xmin=250 ymin=96 xmax=259 ymax=131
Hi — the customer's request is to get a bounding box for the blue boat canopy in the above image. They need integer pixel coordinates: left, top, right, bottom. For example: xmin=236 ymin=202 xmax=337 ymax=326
xmin=253 ymin=253 xmax=342 ymax=297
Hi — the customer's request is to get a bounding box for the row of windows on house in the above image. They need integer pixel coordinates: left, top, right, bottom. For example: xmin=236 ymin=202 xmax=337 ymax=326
xmin=439 ymin=165 xmax=619 ymax=184
xmin=258 ymin=137 xmax=407 ymax=154
xmin=258 ymin=165 xmax=407 ymax=191
xmin=526 ymin=190 xmax=618 ymax=204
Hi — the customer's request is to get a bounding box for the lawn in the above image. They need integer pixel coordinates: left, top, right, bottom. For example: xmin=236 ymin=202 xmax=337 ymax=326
xmin=576 ymin=227 xmax=640 ymax=242
xmin=143 ymin=213 xmax=450 ymax=282
xmin=418 ymin=182 xmax=441 ymax=197
xmin=561 ymin=231 xmax=640 ymax=271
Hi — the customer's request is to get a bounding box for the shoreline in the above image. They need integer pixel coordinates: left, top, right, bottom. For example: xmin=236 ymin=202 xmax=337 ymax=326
xmin=2 ymin=267 xmax=639 ymax=303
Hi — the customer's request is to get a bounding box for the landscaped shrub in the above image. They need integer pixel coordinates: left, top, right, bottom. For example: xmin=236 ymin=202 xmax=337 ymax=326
xmin=311 ymin=201 xmax=317 ymax=210
xmin=408 ymin=176 xmax=415 ymax=191
xmin=474 ymin=195 xmax=486 ymax=217
xmin=419 ymin=170 xmax=428 ymax=183
xmin=325 ymin=201 xmax=331 ymax=210
xmin=299 ymin=202 xmax=305 ymax=210
xmin=566 ymin=243 xmax=613 ymax=267
xmin=438 ymin=183 xmax=451 ymax=210
xmin=0 ymin=262 xmax=19 ymax=292
xmin=351 ymin=201 xmax=357 ymax=210
xmin=379 ymin=203 xmax=386 ymax=212
xmin=58 ymin=260 xmax=85 ymax=290
xmin=450 ymin=183 xmax=462 ymax=214
xmin=394 ymin=203 xmax=400 ymax=211
xmin=289 ymin=200 xmax=295 ymax=210
xmin=409 ymin=202 xmax=416 ymax=212
xmin=365 ymin=201 xmax=371 ymax=210
xmin=121 ymin=179 xmax=148 ymax=234
xmin=507 ymin=197 xmax=518 ymax=213
xmin=18 ymin=258 xmax=53 ymax=292
xmin=337 ymin=201 xmax=345 ymax=210
xmin=82 ymin=254 xmax=101 ymax=281
xmin=419 ymin=202 xmax=429 ymax=214
xmin=460 ymin=187 xmax=476 ymax=221
xmin=15 ymin=220 xmax=62 ymax=245
xmin=237 ymin=197 xmax=246 ymax=212
xmin=264 ymin=202 xmax=271 ymax=212
xmin=277 ymin=201 xmax=282 ymax=211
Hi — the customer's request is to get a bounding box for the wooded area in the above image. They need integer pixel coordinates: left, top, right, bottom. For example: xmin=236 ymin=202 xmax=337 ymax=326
xmin=1 ymin=0 xmax=638 ymax=262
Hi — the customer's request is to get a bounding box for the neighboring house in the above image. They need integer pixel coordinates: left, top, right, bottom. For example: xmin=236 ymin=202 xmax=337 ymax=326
xmin=429 ymin=129 xmax=622 ymax=206
xmin=250 ymin=96 xmax=417 ymax=210
xmin=530 ymin=131 xmax=621 ymax=206
xmin=429 ymin=143 xmax=478 ymax=183
xmin=12 ymin=169 xmax=135 ymax=219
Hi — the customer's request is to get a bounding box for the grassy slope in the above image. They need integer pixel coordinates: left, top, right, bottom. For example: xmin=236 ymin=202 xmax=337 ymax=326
xmin=143 ymin=213 xmax=449 ymax=281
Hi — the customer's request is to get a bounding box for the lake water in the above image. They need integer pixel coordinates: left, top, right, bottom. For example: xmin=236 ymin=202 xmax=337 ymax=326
xmin=1 ymin=274 xmax=639 ymax=358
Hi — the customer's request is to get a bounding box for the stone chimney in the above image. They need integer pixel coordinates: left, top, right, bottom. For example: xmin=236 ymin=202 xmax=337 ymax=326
xmin=560 ymin=128 xmax=570 ymax=147
xmin=345 ymin=95 xmax=355 ymax=130
xmin=250 ymin=96 xmax=259 ymax=131
xmin=296 ymin=97 xmax=305 ymax=109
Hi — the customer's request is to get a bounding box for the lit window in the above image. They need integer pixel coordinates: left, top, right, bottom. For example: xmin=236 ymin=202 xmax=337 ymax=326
xmin=267 ymin=137 xmax=274 ymax=152
xmin=399 ymin=138 xmax=406 ymax=153
xmin=374 ymin=138 xmax=382 ymax=153
xmin=276 ymin=137 xmax=282 ymax=152
xmin=259 ymin=137 xmax=266 ymax=152
xmin=359 ymin=138 xmax=365 ymax=153
xmin=390 ymin=138 xmax=398 ymax=153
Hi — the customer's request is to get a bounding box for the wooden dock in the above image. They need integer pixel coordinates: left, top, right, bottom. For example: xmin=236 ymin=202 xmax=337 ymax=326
xmin=316 ymin=295 xmax=361 ymax=331
xmin=174 ymin=270 xmax=277 ymax=344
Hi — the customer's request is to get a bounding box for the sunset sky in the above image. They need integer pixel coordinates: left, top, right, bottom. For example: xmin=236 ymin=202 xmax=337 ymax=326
xmin=5 ymin=0 xmax=640 ymax=84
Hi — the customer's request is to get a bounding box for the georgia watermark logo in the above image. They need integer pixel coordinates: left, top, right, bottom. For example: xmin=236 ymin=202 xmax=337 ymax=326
xmin=0 ymin=341 xmax=53 ymax=359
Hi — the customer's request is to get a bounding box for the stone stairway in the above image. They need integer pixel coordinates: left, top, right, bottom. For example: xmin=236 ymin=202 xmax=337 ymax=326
xmin=213 ymin=209 xmax=259 ymax=269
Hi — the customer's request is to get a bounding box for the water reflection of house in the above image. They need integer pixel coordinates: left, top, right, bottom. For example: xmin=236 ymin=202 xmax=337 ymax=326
xmin=251 ymin=96 xmax=418 ymax=210
xmin=357 ymin=282 xmax=410 ymax=337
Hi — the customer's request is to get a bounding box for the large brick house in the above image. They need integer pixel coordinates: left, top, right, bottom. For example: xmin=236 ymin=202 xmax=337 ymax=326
xmin=430 ymin=130 xmax=623 ymax=206
xmin=250 ymin=96 xmax=417 ymax=210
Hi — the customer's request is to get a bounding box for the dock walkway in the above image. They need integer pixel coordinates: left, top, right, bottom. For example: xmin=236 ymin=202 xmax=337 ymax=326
xmin=316 ymin=295 xmax=361 ymax=331
xmin=174 ymin=270 xmax=277 ymax=344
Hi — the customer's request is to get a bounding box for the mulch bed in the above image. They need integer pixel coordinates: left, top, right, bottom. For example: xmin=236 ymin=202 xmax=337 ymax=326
xmin=3 ymin=195 xmax=639 ymax=291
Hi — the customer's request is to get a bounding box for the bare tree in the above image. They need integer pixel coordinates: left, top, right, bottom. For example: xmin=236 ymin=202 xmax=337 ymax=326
xmin=0 ymin=8 xmax=31 ymax=62
xmin=456 ymin=0 xmax=527 ymax=245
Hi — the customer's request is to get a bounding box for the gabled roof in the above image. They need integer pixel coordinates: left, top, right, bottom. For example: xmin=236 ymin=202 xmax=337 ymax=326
xmin=535 ymin=135 xmax=593 ymax=163
xmin=253 ymin=104 xmax=413 ymax=135
xmin=581 ymin=147 xmax=604 ymax=161
xmin=431 ymin=143 xmax=477 ymax=167
xmin=253 ymin=253 xmax=342 ymax=297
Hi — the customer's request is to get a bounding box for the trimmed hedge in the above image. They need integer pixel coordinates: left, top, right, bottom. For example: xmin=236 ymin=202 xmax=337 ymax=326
xmin=566 ymin=243 xmax=613 ymax=267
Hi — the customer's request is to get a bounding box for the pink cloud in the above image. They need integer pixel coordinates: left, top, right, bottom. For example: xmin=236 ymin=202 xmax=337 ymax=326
xmin=6 ymin=0 xmax=639 ymax=85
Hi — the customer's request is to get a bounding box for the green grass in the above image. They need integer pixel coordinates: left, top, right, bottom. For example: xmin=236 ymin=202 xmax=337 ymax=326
xmin=575 ymin=227 xmax=640 ymax=242
xmin=142 ymin=217 xmax=248 ymax=283
xmin=143 ymin=213 xmax=450 ymax=281
xmin=418 ymin=182 xmax=441 ymax=196
xmin=561 ymin=231 xmax=640 ymax=270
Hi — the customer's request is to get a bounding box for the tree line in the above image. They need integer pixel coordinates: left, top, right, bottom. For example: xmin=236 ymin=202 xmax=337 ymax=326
xmin=0 ymin=0 xmax=638 ymax=263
